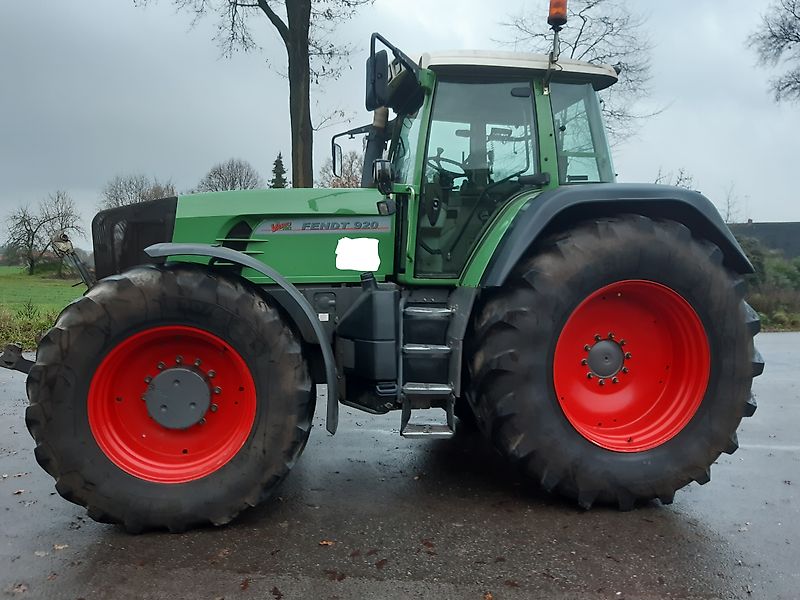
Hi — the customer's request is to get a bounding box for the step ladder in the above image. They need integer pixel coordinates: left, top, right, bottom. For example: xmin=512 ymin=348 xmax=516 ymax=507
xmin=399 ymin=302 xmax=456 ymax=438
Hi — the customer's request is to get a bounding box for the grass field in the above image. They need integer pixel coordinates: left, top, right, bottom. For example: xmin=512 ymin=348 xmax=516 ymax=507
xmin=0 ymin=265 xmax=83 ymax=311
xmin=0 ymin=265 xmax=84 ymax=349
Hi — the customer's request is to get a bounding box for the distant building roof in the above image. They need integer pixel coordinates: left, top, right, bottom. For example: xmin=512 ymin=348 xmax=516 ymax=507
xmin=730 ymin=222 xmax=800 ymax=259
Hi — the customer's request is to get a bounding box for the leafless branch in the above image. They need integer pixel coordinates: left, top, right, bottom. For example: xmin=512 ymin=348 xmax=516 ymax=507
xmin=499 ymin=0 xmax=653 ymax=143
xmin=100 ymin=174 xmax=176 ymax=209
xmin=317 ymin=150 xmax=363 ymax=188
xmin=748 ymin=0 xmax=800 ymax=101
xmin=194 ymin=157 xmax=265 ymax=191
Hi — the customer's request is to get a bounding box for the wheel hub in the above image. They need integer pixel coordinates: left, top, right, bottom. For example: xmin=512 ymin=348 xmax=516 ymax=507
xmin=587 ymin=339 xmax=624 ymax=378
xmin=144 ymin=366 xmax=211 ymax=430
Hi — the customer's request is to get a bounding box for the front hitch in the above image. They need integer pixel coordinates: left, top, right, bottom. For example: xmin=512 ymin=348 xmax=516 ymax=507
xmin=0 ymin=344 xmax=33 ymax=374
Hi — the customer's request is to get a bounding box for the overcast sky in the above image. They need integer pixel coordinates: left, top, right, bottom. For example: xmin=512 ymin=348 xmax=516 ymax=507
xmin=1 ymin=0 xmax=797 ymax=247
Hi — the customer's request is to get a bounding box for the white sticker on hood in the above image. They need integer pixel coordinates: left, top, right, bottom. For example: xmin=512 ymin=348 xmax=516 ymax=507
xmin=335 ymin=237 xmax=381 ymax=272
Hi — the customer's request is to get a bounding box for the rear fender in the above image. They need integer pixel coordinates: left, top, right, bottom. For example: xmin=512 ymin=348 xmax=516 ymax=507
xmin=480 ymin=183 xmax=753 ymax=287
xmin=145 ymin=243 xmax=339 ymax=434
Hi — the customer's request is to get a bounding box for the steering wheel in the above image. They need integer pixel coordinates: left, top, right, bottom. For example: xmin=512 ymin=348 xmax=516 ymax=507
xmin=426 ymin=151 xmax=467 ymax=182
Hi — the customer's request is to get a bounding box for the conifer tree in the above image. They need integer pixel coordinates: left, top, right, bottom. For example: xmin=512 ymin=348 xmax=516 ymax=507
xmin=270 ymin=152 xmax=288 ymax=189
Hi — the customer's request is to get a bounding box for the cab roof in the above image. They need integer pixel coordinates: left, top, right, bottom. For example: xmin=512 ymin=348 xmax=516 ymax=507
xmin=419 ymin=50 xmax=618 ymax=91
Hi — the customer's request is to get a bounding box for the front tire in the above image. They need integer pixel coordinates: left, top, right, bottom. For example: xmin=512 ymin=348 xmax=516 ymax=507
xmin=26 ymin=264 xmax=314 ymax=532
xmin=468 ymin=216 xmax=763 ymax=509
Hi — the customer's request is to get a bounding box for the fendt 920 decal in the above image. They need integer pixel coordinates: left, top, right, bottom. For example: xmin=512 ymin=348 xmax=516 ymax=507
xmin=254 ymin=217 xmax=392 ymax=235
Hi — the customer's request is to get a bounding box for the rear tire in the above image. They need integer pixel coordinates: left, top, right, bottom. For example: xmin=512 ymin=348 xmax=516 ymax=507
xmin=26 ymin=264 xmax=313 ymax=532
xmin=468 ymin=216 xmax=763 ymax=509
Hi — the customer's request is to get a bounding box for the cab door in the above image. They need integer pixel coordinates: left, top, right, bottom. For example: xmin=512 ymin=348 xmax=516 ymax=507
xmin=404 ymin=77 xmax=541 ymax=282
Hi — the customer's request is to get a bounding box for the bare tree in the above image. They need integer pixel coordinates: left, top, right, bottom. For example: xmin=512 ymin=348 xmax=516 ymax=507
xmin=136 ymin=0 xmax=373 ymax=188
xmin=318 ymin=151 xmax=363 ymax=188
xmin=42 ymin=191 xmax=85 ymax=276
xmin=721 ymin=183 xmax=743 ymax=224
xmin=748 ymin=0 xmax=800 ymax=102
xmin=195 ymin=158 xmax=264 ymax=192
xmin=5 ymin=191 xmax=83 ymax=275
xmin=100 ymin=174 xmax=176 ymax=210
xmin=502 ymin=0 xmax=652 ymax=142
xmin=654 ymin=167 xmax=695 ymax=189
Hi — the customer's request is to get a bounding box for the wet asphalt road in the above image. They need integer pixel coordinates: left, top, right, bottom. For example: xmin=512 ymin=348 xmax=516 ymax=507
xmin=1 ymin=333 xmax=798 ymax=600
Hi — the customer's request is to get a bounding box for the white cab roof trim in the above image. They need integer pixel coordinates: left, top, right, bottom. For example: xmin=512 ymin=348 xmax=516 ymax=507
xmin=419 ymin=50 xmax=618 ymax=89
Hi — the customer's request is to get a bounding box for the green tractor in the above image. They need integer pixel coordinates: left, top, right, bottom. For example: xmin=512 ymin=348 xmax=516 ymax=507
xmin=2 ymin=5 xmax=764 ymax=532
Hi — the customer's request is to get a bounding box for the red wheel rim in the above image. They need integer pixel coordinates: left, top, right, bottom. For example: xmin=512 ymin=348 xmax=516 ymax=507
xmin=88 ymin=325 xmax=257 ymax=483
xmin=553 ymin=280 xmax=710 ymax=452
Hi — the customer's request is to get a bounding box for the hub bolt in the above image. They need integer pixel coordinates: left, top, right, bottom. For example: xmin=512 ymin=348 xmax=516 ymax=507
xmin=608 ymin=332 xmax=615 ymax=340
xmin=157 ymin=362 xmax=166 ymax=371
xmin=194 ymin=358 xmax=202 ymax=367
xmin=586 ymin=373 xmax=594 ymax=380
xmin=625 ymin=352 xmax=632 ymax=360
xmin=584 ymin=344 xmax=591 ymax=352
xmin=598 ymin=379 xmax=606 ymax=386
xmin=208 ymin=370 xmax=216 ymax=379
xmin=581 ymin=358 xmax=588 ymax=366
xmin=213 ymin=386 xmax=222 ymax=395
xmin=594 ymin=334 xmax=602 ymax=342
xmin=622 ymin=367 xmax=629 ymax=374
xmin=210 ymin=404 xmax=218 ymax=413
xmin=175 ymin=355 xmax=183 ymax=364
xmin=144 ymin=376 xmax=152 ymax=384
xmin=620 ymin=339 xmax=626 ymax=346
xmin=612 ymin=377 xmax=619 ymax=384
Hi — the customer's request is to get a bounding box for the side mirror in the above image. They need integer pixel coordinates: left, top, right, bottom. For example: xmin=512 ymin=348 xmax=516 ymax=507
xmin=372 ymin=159 xmax=394 ymax=196
xmin=366 ymin=49 xmax=389 ymax=111
xmin=332 ymin=142 xmax=343 ymax=178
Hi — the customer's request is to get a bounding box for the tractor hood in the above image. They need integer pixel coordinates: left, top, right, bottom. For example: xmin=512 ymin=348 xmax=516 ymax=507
xmin=171 ymin=187 xmax=395 ymax=284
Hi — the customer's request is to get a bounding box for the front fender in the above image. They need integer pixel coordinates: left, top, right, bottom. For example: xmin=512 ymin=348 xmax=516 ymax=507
xmin=479 ymin=183 xmax=753 ymax=287
xmin=145 ymin=243 xmax=339 ymax=435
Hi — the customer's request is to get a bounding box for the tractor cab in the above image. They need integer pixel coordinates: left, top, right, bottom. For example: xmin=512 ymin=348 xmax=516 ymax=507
xmin=333 ymin=33 xmax=618 ymax=281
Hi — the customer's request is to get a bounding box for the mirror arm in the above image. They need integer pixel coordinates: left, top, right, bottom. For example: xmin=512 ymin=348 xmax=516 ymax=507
xmin=371 ymin=32 xmax=419 ymax=77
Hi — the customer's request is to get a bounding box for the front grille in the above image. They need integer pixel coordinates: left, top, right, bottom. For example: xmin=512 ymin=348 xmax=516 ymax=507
xmin=92 ymin=197 xmax=178 ymax=279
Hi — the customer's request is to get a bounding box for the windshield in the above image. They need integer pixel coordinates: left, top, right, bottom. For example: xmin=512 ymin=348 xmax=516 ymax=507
xmin=390 ymin=113 xmax=423 ymax=185
xmin=550 ymin=82 xmax=615 ymax=184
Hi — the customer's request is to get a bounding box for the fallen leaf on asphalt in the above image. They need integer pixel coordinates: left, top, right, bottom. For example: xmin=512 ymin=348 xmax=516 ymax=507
xmin=483 ymin=593 xmax=494 ymax=600
xmin=240 ymin=578 xmax=250 ymax=591
xmin=47 ymin=573 xmax=57 ymax=581
xmin=375 ymin=558 xmax=388 ymax=570
xmin=350 ymin=549 xmax=361 ymax=558
xmin=504 ymin=580 xmax=520 ymax=588
xmin=319 ymin=540 xmax=335 ymax=546
xmin=53 ymin=544 xmax=68 ymax=551
xmin=34 ymin=551 xmax=48 ymax=557
xmin=270 ymin=587 xmax=283 ymax=599
xmin=421 ymin=539 xmax=435 ymax=549
xmin=11 ymin=583 xmax=28 ymax=594
xmin=324 ymin=569 xmax=346 ymax=582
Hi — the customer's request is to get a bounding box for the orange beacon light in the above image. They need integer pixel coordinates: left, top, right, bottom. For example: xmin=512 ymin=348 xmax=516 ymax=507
xmin=548 ymin=0 xmax=568 ymax=29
